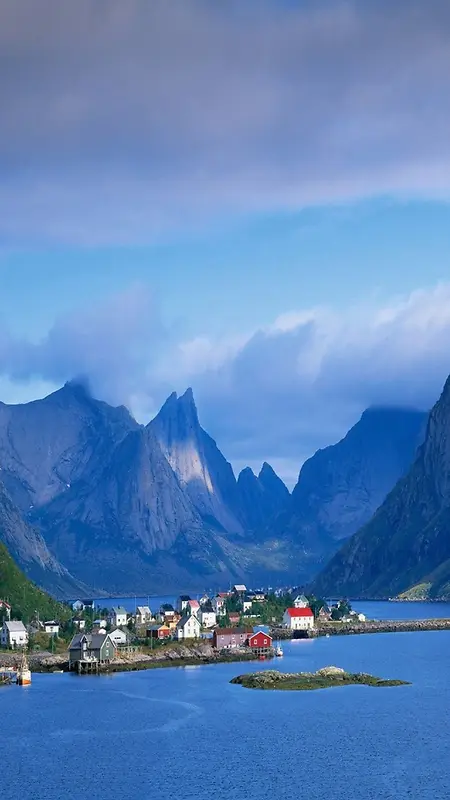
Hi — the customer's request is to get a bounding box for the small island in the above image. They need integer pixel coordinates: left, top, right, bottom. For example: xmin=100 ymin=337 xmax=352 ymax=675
xmin=230 ymin=666 xmax=410 ymax=691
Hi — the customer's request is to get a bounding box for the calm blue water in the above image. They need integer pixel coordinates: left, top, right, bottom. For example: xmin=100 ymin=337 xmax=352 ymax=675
xmin=3 ymin=617 xmax=450 ymax=799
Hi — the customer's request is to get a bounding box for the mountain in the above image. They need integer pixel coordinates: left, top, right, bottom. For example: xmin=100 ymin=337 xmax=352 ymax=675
xmin=0 ymin=380 xmax=138 ymax=512
xmin=0 ymin=478 xmax=86 ymax=597
xmin=0 ymin=540 xmax=70 ymax=623
xmin=271 ymin=407 xmax=426 ymax=579
xmin=149 ymin=389 xmax=245 ymax=533
xmin=237 ymin=463 xmax=290 ymax=531
xmin=311 ymin=382 xmax=450 ymax=599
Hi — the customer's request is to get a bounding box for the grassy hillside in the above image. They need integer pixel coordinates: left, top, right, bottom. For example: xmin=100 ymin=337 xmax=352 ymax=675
xmin=0 ymin=542 xmax=71 ymax=623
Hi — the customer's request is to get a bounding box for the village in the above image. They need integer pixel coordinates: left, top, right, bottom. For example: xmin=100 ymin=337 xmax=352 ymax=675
xmin=0 ymin=588 xmax=367 ymax=678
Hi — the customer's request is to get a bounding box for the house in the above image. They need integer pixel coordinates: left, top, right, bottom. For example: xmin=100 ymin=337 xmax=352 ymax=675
xmin=187 ymin=600 xmax=200 ymax=617
xmin=164 ymin=612 xmax=180 ymax=630
xmin=135 ymin=606 xmax=152 ymax=626
xmin=242 ymin=599 xmax=253 ymax=614
xmin=228 ymin=612 xmax=240 ymax=626
xmin=248 ymin=630 xmax=273 ymax=654
xmin=283 ymin=608 xmax=314 ymax=631
xmin=212 ymin=594 xmax=228 ymax=616
xmin=199 ymin=609 xmax=217 ymax=629
xmin=147 ymin=624 xmax=171 ymax=640
xmin=0 ymin=620 xmax=28 ymax=649
xmin=249 ymin=592 xmax=266 ymax=603
xmin=81 ymin=600 xmax=95 ymax=611
xmin=176 ymin=595 xmax=192 ymax=613
xmin=356 ymin=613 xmax=366 ymax=622
xmin=293 ymin=594 xmax=309 ymax=608
xmin=68 ymin=632 xmax=116 ymax=668
xmin=93 ymin=618 xmax=107 ymax=629
xmin=72 ymin=600 xmax=84 ymax=612
xmin=108 ymin=607 xmax=127 ymax=628
xmin=199 ymin=594 xmax=210 ymax=606
xmin=232 ymin=584 xmax=247 ymax=596
xmin=213 ymin=628 xmax=253 ymax=650
xmin=161 ymin=604 xmax=176 ymax=618
xmin=43 ymin=620 xmax=60 ymax=635
xmin=318 ymin=606 xmax=331 ymax=621
xmin=176 ymin=614 xmax=201 ymax=641
xmin=73 ymin=617 xmax=86 ymax=630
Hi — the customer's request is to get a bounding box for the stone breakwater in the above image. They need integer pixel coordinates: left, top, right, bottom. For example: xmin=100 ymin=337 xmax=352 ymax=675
xmin=313 ymin=618 xmax=450 ymax=637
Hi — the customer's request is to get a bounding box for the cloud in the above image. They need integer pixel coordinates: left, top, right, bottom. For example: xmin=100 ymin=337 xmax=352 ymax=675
xmin=1 ymin=282 xmax=450 ymax=485
xmin=1 ymin=0 xmax=450 ymax=244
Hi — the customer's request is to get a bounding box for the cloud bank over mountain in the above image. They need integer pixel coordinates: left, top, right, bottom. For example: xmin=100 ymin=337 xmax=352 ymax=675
xmin=1 ymin=282 xmax=450 ymax=482
xmin=1 ymin=0 xmax=450 ymax=244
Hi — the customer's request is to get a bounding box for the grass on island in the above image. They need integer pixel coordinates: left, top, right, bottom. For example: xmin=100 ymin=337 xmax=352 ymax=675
xmin=231 ymin=667 xmax=410 ymax=691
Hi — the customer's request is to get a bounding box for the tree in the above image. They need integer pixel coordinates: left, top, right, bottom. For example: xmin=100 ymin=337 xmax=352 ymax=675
xmin=307 ymin=596 xmax=325 ymax=621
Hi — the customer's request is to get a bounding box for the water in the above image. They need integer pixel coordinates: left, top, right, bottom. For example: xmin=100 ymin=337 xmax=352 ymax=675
xmin=2 ymin=619 xmax=450 ymax=798
xmin=351 ymin=599 xmax=450 ymax=620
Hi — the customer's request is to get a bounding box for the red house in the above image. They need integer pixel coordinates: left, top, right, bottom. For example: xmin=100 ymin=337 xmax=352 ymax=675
xmin=248 ymin=631 xmax=273 ymax=653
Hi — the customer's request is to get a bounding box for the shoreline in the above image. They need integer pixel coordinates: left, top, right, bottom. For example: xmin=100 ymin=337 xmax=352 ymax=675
xmin=312 ymin=618 xmax=450 ymax=637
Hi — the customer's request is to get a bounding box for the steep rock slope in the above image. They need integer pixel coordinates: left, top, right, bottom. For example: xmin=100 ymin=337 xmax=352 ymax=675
xmin=274 ymin=407 xmax=426 ymax=569
xmin=237 ymin=463 xmax=290 ymax=531
xmin=0 ymin=479 xmax=84 ymax=597
xmin=312 ymin=382 xmax=450 ymax=598
xmin=149 ymin=389 xmax=244 ymax=533
xmin=0 ymin=381 xmax=138 ymax=512
xmin=35 ymin=426 xmax=248 ymax=593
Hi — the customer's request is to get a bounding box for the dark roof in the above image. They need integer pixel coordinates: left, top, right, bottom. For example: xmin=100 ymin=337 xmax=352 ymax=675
xmin=214 ymin=627 xmax=253 ymax=636
xmin=177 ymin=613 xmax=200 ymax=627
xmin=179 ymin=595 xmax=191 ymax=601
xmin=69 ymin=632 xmax=112 ymax=651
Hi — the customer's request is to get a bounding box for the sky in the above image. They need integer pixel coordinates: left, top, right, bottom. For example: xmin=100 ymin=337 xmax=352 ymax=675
xmin=1 ymin=0 xmax=450 ymax=486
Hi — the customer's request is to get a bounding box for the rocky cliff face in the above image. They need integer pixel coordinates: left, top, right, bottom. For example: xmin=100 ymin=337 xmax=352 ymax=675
xmin=312 ymin=383 xmax=450 ymax=598
xmin=272 ymin=407 xmax=426 ymax=572
xmin=0 ymin=380 xmax=138 ymax=512
xmin=0 ymin=479 xmax=84 ymax=596
xmin=237 ymin=463 xmax=290 ymax=532
xmin=149 ymin=389 xmax=244 ymax=533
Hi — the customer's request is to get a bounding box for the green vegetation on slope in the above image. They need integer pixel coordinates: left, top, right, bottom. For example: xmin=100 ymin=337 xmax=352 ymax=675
xmin=0 ymin=542 xmax=71 ymax=624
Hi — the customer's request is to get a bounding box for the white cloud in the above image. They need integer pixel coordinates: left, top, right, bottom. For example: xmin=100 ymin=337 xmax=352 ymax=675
xmin=1 ymin=283 xmax=450 ymax=484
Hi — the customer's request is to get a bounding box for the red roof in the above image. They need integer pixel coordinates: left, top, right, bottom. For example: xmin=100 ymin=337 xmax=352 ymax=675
xmin=285 ymin=607 xmax=313 ymax=617
xmin=248 ymin=631 xmax=273 ymax=645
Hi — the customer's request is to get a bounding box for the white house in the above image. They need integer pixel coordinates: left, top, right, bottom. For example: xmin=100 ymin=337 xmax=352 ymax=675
xmin=176 ymin=595 xmax=192 ymax=613
xmin=293 ymin=594 xmax=309 ymax=608
xmin=93 ymin=618 xmax=107 ymax=629
xmin=283 ymin=608 xmax=314 ymax=631
xmin=232 ymin=584 xmax=247 ymax=595
xmin=199 ymin=609 xmax=217 ymax=628
xmin=135 ymin=606 xmax=152 ymax=626
xmin=43 ymin=620 xmax=60 ymax=635
xmin=357 ymin=613 xmax=366 ymax=622
xmin=242 ymin=600 xmax=253 ymax=614
xmin=212 ymin=594 xmax=228 ymax=616
xmin=73 ymin=618 xmax=86 ymax=630
xmin=109 ymin=628 xmax=128 ymax=647
xmin=176 ymin=614 xmax=201 ymax=641
xmin=199 ymin=594 xmax=210 ymax=606
xmin=1 ymin=620 xmax=29 ymax=648
xmin=72 ymin=600 xmax=84 ymax=612
xmin=108 ymin=607 xmax=127 ymax=628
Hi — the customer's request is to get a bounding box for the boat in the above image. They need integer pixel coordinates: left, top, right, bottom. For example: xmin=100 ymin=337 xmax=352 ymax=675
xmin=274 ymin=642 xmax=284 ymax=657
xmin=16 ymin=652 xmax=32 ymax=686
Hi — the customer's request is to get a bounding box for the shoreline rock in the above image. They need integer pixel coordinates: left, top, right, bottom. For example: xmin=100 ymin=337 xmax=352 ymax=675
xmin=231 ymin=666 xmax=410 ymax=691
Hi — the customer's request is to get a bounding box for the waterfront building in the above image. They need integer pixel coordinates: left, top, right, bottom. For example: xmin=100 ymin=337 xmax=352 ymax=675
xmin=199 ymin=609 xmax=217 ymax=628
xmin=282 ymin=608 xmax=314 ymax=631
xmin=212 ymin=627 xmax=253 ymax=650
xmin=187 ymin=600 xmax=200 ymax=617
xmin=68 ymin=632 xmax=116 ymax=669
xmin=0 ymin=620 xmax=28 ymax=649
xmin=212 ymin=594 xmax=228 ymax=616
xmin=73 ymin=617 xmax=86 ymax=630
xmin=247 ymin=631 xmax=273 ymax=655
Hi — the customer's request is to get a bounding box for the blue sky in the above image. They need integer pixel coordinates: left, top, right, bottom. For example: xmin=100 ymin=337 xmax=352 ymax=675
xmin=1 ymin=1 xmax=450 ymax=484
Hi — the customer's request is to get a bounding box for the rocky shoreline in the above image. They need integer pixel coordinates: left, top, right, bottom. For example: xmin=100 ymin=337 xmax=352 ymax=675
xmin=0 ymin=642 xmax=259 ymax=674
xmin=231 ymin=666 xmax=410 ymax=691
xmin=313 ymin=618 xmax=450 ymax=636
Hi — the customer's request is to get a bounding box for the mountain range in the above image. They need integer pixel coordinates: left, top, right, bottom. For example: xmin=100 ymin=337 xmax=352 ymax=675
xmin=312 ymin=375 xmax=450 ymax=600
xmin=0 ymin=380 xmax=428 ymax=596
